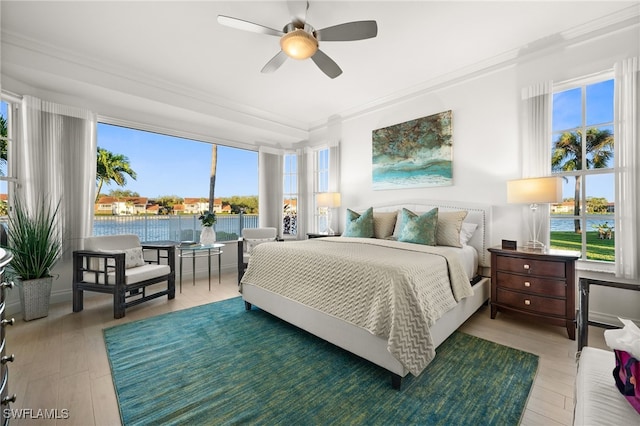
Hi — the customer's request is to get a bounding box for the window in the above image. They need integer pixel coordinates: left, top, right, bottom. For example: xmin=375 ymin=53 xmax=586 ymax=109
xmin=283 ymin=153 xmax=298 ymax=236
xmin=313 ymin=147 xmax=330 ymax=232
xmin=550 ymin=77 xmax=614 ymax=262
xmin=0 ymin=100 xmax=16 ymax=216
xmin=96 ymin=123 xmax=258 ymax=242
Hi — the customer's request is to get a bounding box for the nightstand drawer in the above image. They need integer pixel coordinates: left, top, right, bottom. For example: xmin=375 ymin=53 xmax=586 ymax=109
xmin=495 ymin=272 xmax=567 ymax=297
xmin=496 ymin=256 xmax=566 ymax=278
xmin=496 ymin=288 xmax=566 ymax=316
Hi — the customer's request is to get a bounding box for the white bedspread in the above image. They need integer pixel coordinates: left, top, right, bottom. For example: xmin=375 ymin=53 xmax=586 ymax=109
xmin=240 ymin=237 xmax=474 ymax=375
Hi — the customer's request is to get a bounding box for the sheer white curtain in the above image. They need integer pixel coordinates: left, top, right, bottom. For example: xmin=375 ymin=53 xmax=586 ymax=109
xmin=258 ymin=147 xmax=283 ymax=235
xmin=295 ymin=148 xmax=307 ymax=238
xmin=17 ymin=96 xmax=97 ymax=258
xmin=520 ymin=82 xmax=553 ymax=246
xmin=614 ymin=57 xmax=639 ymax=279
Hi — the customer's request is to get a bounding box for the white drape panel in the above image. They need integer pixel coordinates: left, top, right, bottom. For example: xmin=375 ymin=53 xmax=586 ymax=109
xmin=614 ymin=58 xmax=639 ymax=279
xmin=17 ymin=96 xmax=97 ymax=259
xmin=521 ymin=82 xmax=553 ymax=246
xmin=258 ymin=148 xmax=283 ymax=235
xmin=295 ymin=148 xmax=307 ymax=239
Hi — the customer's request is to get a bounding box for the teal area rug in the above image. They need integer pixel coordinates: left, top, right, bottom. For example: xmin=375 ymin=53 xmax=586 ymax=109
xmin=104 ymin=297 xmax=538 ymax=425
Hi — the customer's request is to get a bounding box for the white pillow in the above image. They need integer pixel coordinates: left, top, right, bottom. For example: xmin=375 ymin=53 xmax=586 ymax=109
xmin=436 ymin=210 xmax=468 ymax=248
xmin=373 ymin=211 xmax=398 ymax=239
xmin=460 ymin=222 xmax=478 ymax=246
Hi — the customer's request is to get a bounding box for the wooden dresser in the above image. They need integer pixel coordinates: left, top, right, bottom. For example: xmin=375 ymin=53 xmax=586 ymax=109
xmin=489 ymin=247 xmax=580 ymax=340
xmin=0 ymin=252 xmax=14 ymax=425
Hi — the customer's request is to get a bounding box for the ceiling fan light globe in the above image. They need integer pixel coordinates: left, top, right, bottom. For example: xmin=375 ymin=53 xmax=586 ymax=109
xmin=280 ymin=28 xmax=318 ymax=60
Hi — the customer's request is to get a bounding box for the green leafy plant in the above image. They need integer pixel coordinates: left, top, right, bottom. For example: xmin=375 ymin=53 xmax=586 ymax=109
xmin=198 ymin=211 xmax=216 ymax=227
xmin=7 ymin=197 xmax=62 ymax=280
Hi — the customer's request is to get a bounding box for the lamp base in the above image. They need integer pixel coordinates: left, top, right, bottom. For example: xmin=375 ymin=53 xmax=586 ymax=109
xmin=524 ymin=240 xmax=546 ymax=252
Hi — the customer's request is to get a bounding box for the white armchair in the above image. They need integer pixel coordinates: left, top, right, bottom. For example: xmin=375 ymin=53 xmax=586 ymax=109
xmin=237 ymin=227 xmax=278 ymax=283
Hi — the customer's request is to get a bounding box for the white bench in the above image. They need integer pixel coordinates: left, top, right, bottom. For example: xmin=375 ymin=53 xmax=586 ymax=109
xmin=574 ymin=347 xmax=639 ymax=425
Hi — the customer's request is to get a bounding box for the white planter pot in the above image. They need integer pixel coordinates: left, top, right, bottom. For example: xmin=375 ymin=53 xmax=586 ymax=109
xmin=16 ymin=276 xmax=53 ymax=321
xmin=200 ymin=226 xmax=216 ymax=245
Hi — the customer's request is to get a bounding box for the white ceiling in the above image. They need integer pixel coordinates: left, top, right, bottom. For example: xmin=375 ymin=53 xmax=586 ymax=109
xmin=2 ymin=1 xmax=639 ymax=147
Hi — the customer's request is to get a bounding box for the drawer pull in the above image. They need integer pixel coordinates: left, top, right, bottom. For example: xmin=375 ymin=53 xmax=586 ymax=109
xmin=0 ymin=318 xmax=14 ymax=327
xmin=1 ymin=394 xmax=16 ymax=405
xmin=523 ymin=264 xmax=530 ymax=270
xmin=1 ymin=354 xmax=14 ymax=364
xmin=524 ymin=281 xmax=531 ymax=287
xmin=524 ymin=299 xmax=531 ymax=306
xmin=0 ymin=282 xmax=13 ymax=290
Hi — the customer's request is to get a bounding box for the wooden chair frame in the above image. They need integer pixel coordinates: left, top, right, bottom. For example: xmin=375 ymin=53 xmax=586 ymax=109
xmin=72 ymin=244 xmax=176 ymax=319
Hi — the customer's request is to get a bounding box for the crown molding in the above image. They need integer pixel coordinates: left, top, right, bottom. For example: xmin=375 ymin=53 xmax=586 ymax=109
xmin=308 ymin=4 xmax=640 ymax=132
xmin=1 ymin=30 xmax=311 ymax=142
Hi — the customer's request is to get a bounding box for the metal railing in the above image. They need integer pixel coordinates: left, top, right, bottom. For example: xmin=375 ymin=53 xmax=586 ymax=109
xmin=93 ymin=214 xmax=259 ymax=242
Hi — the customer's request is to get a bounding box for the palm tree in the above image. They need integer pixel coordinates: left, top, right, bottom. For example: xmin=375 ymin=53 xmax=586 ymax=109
xmin=551 ymin=128 xmax=613 ymax=233
xmin=96 ymin=147 xmax=137 ymax=203
xmin=208 ymin=144 xmax=217 ymax=213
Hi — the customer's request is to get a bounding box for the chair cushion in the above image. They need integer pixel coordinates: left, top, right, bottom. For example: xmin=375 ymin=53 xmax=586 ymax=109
xmin=83 ymin=264 xmax=171 ymax=285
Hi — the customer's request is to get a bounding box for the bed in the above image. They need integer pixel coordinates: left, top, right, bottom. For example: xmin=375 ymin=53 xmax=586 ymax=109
xmin=240 ymin=200 xmax=491 ymax=389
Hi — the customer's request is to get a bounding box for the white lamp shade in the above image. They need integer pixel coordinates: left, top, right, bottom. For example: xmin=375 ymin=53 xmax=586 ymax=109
xmin=507 ymin=177 xmax=562 ymax=204
xmin=316 ymin=192 xmax=341 ymax=208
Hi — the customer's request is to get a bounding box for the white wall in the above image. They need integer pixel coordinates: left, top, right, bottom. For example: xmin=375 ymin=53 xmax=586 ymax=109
xmin=310 ymin=23 xmax=640 ymax=323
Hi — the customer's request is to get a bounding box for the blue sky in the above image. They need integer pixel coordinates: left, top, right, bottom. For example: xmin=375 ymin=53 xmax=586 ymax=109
xmin=98 ymin=123 xmax=258 ymax=199
xmin=552 ymin=78 xmax=615 ymax=203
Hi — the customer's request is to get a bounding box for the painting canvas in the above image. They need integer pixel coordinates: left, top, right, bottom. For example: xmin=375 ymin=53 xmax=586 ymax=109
xmin=372 ymin=110 xmax=452 ymax=190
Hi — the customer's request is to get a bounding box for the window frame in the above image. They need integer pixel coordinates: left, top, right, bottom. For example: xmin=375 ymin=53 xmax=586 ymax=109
xmin=550 ymin=71 xmax=615 ymax=269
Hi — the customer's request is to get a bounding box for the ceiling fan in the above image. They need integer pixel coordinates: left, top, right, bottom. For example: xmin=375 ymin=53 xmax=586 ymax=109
xmin=217 ymin=0 xmax=378 ymax=79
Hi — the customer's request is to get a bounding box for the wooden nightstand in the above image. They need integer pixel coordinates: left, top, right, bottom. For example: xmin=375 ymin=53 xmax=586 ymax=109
xmin=306 ymin=233 xmax=341 ymax=239
xmin=488 ymin=247 xmax=580 ymax=340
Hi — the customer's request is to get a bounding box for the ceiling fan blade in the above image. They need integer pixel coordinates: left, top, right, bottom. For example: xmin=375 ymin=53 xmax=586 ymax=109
xmin=287 ymin=0 xmax=308 ymax=27
xmin=261 ymin=51 xmax=289 ymax=73
xmin=217 ymin=15 xmax=283 ymax=37
xmin=311 ymin=49 xmax=342 ymax=79
xmin=316 ymin=20 xmax=378 ymax=41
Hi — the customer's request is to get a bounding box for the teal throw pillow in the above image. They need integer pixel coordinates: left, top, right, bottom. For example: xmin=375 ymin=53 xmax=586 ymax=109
xmin=342 ymin=207 xmax=374 ymax=238
xmin=397 ymin=208 xmax=438 ymax=245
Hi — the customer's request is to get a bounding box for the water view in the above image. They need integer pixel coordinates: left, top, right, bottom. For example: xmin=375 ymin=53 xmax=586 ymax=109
xmin=93 ymin=214 xmax=259 ymax=243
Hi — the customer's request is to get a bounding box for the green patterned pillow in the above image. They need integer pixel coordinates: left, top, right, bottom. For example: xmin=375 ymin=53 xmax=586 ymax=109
xmin=397 ymin=208 xmax=438 ymax=245
xmin=342 ymin=207 xmax=374 ymax=238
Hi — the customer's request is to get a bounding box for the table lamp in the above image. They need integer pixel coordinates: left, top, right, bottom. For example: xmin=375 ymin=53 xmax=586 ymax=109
xmin=316 ymin=192 xmax=341 ymax=235
xmin=507 ymin=176 xmax=562 ymax=251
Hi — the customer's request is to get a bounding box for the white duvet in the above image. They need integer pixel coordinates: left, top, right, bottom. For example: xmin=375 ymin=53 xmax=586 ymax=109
xmin=240 ymin=237 xmax=474 ymax=375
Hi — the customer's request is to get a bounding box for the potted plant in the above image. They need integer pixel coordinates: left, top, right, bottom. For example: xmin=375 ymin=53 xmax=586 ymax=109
xmin=198 ymin=210 xmax=217 ymax=245
xmin=7 ymin=197 xmax=62 ymax=321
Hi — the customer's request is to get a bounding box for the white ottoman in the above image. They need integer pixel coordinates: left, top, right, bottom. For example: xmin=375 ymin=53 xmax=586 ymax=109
xmin=574 ymin=346 xmax=640 ymax=425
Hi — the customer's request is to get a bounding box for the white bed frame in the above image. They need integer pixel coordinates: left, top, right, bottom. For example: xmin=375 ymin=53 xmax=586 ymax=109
xmin=242 ymin=200 xmax=492 ymax=389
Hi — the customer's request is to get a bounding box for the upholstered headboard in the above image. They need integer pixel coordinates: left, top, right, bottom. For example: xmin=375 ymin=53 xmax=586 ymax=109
xmin=352 ymin=200 xmax=491 ymax=268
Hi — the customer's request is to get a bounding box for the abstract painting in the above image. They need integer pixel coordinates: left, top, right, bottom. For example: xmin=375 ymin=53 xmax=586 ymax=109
xmin=372 ymin=110 xmax=452 ymax=190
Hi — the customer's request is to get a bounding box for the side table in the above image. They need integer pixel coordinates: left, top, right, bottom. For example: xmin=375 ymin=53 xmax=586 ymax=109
xmin=178 ymin=243 xmax=224 ymax=292
xmin=489 ymin=246 xmax=580 ymax=340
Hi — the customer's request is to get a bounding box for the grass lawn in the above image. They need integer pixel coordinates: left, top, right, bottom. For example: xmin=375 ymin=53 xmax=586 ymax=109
xmin=550 ymin=231 xmax=614 ymax=262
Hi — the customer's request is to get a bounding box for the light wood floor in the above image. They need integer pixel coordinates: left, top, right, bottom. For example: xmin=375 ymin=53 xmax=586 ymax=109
xmin=6 ymin=271 xmax=607 ymax=425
